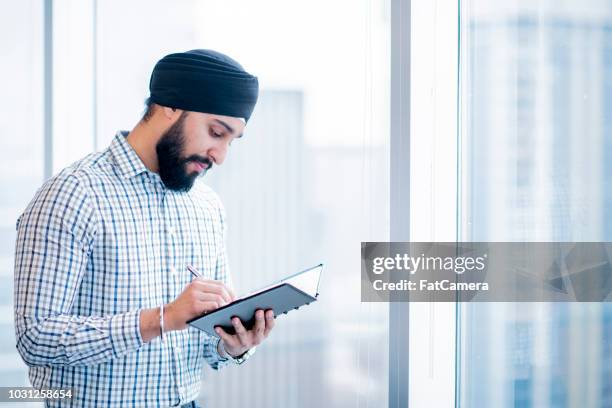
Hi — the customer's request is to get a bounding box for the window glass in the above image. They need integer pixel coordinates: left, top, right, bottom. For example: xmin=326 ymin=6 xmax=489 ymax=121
xmin=458 ymin=1 xmax=612 ymax=406
xmin=1 ymin=1 xmax=44 ymax=400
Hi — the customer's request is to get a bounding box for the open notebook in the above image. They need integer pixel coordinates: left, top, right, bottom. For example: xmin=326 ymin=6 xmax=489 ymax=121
xmin=187 ymin=264 xmax=323 ymax=337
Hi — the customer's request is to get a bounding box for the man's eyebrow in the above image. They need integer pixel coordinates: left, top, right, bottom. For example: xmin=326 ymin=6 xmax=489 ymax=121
xmin=214 ymin=119 xmax=243 ymax=138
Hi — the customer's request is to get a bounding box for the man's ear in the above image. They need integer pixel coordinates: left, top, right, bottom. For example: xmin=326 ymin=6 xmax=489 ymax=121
xmin=161 ymin=105 xmax=183 ymax=121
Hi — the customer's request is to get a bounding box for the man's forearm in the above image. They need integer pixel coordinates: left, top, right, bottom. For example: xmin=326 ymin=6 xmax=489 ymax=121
xmin=140 ymin=303 xmax=187 ymax=342
xmin=142 ymin=304 xmax=231 ymax=360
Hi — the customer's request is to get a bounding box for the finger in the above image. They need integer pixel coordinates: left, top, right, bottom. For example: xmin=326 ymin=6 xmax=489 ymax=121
xmin=215 ymin=326 xmax=239 ymax=349
xmin=197 ymin=292 xmax=229 ymax=307
xmin=196 ymin=300 xmax=220 ymax=314
xmin=192 ymin=278 xmax=224 ymax=285
xmin=192 ymin=280 xmax=232 ymax=303
xmin=264 ymin=309 xmax=275 ymax=337
xmin=192 ymin=281 xmax=233 ymax=304
xmin=253 ymin=309 xmax=265 ymax=343
xmin=226 ymin=286 xmax=237 ymax=302
xmin=231 ymin=317 xmax=250 ymax=345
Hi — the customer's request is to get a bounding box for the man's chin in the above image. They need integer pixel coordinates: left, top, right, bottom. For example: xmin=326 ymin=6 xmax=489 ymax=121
xmin=159 ymin=174 xmax=199 ymax=192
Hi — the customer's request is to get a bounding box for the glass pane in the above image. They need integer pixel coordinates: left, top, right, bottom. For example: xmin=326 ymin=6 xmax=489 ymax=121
xmin=97 ymin=1 xmax=390 ymax=407
xmin=458 ymin=0 xmax=612 ymax=406
xmin=1 ymin=0 xmax=44 ymax=399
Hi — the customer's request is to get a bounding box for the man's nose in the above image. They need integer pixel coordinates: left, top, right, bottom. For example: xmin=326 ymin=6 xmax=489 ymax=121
xmin=209 ymin=142 xmax=230 ymax=165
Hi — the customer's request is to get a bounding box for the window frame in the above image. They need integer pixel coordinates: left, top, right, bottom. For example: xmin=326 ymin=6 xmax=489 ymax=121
xmin=389 ymin=0 xmax=460 ymax=406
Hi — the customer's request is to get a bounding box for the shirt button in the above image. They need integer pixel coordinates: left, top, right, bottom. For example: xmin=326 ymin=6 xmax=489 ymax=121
xmin=170 ymin=266 xmax=177 ymax=276
xmin=167 ymin=226 xmax=176 ymax=235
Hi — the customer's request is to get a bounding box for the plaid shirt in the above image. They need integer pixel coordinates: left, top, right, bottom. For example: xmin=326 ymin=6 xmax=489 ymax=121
xmin=14 ymin=131 xmax=245 ymax=407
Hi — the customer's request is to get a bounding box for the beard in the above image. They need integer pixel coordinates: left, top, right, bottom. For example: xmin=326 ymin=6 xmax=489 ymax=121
xmin=156 ymin=112 xmax=212 ymax=192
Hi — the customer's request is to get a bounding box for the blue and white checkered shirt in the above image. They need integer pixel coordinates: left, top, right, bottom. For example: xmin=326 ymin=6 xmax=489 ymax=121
xmin=14 ymin=131 xmax=244 ymax=407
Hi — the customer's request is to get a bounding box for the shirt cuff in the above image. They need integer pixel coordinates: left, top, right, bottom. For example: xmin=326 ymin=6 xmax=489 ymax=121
xmin=109 ymin=309 xmax=144 ymax=358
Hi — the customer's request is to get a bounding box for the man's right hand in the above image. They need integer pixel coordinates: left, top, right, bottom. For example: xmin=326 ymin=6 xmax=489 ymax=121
xmin=164 ymin=279 xmax=236 ymax=331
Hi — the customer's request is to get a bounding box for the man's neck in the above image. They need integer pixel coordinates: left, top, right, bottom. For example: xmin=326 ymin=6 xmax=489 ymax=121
xmin=126 ymin=122 xmax=162 ymax=173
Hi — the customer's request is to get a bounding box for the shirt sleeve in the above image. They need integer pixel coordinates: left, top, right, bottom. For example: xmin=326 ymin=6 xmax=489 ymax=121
xmin=201 ymin=196 xmax=254 ymax=369
xmin=13 ymin=173 xmax=144 ymax=367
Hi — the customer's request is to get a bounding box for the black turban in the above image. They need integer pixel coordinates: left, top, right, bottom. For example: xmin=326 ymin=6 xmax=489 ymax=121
xmin=148 ymin=49 xmax=259 ymax=122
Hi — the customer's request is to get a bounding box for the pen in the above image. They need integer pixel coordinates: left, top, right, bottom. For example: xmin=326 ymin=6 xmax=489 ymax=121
xmin=186 ymin=264 xmax=202 ymax=279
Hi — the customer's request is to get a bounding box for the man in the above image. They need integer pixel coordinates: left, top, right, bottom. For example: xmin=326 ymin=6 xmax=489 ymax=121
xmin=13 ymin=49 xmax=274 ymax=407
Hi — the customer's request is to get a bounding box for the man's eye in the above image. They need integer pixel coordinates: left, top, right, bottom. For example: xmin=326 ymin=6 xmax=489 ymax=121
xmin=212 ymin=131 xmax=223 ymax=138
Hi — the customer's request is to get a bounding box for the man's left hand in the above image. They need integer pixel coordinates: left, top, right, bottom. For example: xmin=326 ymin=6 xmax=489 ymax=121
xmin=215 ymin=309 xmax=275 ymax=357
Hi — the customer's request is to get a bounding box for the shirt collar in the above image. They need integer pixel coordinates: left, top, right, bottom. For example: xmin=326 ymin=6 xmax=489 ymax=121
xmin=109 ymin=130 xmax=150 ymax=179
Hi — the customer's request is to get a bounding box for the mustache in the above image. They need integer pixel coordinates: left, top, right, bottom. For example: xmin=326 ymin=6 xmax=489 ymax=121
xmin=185 ymin=156 xmax=212 ymax=170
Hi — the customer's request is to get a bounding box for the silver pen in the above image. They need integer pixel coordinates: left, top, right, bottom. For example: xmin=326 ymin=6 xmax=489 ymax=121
xmin=186 ymin=264 xmax=203 ymax=279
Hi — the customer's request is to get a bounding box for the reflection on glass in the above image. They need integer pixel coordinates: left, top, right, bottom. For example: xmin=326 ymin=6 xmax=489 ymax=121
xmin=459 ymin=0 xmax=612 ymax=406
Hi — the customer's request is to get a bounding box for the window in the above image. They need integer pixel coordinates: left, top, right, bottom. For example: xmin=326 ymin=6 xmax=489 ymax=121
xmin=457 ymin=0 xmax=612 ymax=406
xmin=1 ymin=2 xmax=44 ymax=400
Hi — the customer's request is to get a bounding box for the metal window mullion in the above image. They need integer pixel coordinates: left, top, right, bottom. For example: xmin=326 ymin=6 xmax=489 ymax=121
xmin=44 ymin=0 xmax=53 ymax=180
xmin=389 ymin=0 xmax=411 ymax=406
